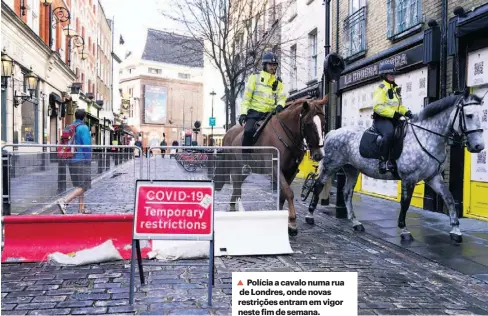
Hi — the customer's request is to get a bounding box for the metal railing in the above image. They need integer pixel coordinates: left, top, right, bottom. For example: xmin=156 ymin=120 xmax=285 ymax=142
xmin=1 ymin=144 xmax=142 ymax=216
xmin=343 ymin=6 xmax=367 ymax=59
xmin=147 ymin=145 xmax=281 ymax=212
xmin=1 ymin=144 xmax=283 ymax=215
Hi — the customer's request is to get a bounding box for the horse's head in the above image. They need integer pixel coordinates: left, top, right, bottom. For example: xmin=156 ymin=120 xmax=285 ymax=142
xmin=453 ymin=90 xmax=485 ymax=153
xmin=295 ymin=97 xmax=327 ymax=161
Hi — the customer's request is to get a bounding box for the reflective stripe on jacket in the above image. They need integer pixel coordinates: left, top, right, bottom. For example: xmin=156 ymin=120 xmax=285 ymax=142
xmin=373 ymin=80 xmax=408 ymax=118
xmin=240 ymin=70 xmax=287 ymax=115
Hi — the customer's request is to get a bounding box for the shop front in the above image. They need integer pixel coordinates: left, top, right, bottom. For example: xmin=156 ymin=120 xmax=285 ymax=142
xmin=1 ymin=2 xmax=75 ymax=150
xmin=448 ymin=3 xmax=488 ymax=221
xmin=337 ymin=26 xmax=442 ymax=210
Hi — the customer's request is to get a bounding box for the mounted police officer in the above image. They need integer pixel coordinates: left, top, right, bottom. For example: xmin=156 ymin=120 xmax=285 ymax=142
xmin=238 ymin=51 xmax=287 ymax=174
xmin=373 ymin=62 xmax=413 ymax=174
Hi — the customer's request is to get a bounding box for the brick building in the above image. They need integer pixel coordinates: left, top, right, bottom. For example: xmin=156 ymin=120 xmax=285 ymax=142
xmin=119 ymin=29 xmax=204 ymax=149
xmin=96 ymin=4 xmax=114 ymax=145
xmin=446 ymin=1 xmax=488 ymax=220
xmin=1 ymin=0 xmax=116 ymax=148
xmin=1 ymin=0 xmax=76 ymax=147
xmin=283 ymin=0 xmax=488 ymax=220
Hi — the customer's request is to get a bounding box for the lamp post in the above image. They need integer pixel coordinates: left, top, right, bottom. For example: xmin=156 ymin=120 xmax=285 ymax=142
xmin=210 ymin=90 xmax=216 ymax=146
xmin=190 ymin=106 xmax=194 ymax=144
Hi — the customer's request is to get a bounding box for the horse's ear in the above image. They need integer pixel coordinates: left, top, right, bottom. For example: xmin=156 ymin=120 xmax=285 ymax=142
xmin=302 ymin=101 xmax=310 ymax=113
xmin=463 ymin=88 xmax=470 ymax=99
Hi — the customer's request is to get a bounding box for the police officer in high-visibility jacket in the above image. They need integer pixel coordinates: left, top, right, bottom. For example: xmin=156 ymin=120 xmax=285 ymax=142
xmin=238 ymin=51 xmax=287 ymax=174
xmin=373 ymin=63 xmax=413 ymax=174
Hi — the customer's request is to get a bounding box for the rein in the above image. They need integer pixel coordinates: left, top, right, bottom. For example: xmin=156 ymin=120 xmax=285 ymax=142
xmin=271 ymin=109 xmax=307 ymax=164
xmin=407 ymin=96 xmax=483 ymax=174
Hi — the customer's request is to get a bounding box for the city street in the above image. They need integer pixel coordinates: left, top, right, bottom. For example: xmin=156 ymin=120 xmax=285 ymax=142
xmin=2 ymin=156 xmax=488 ymax=315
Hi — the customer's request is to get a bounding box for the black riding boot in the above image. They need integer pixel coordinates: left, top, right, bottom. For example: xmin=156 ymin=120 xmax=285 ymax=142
xmin=242 ymin=134 xmax=254 ymax=175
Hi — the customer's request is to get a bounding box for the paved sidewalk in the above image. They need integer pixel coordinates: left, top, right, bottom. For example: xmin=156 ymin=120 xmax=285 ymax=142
xmin=296 ymin=182 xmax=488 ymax=283
xmin=2 ymin=195 xmax=488 ymax=315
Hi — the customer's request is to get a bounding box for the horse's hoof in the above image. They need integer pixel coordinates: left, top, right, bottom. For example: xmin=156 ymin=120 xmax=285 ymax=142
xmin=305 ymin=216 xmax=315 ymax=225
xmin=450 ymin=233 xmax=463 ymax=243
xmin=400 ymin=232 xmax=413 ymax=241
xmin=288 ymin=227 xmax=298 ymax=236
xmin=353 ymin=224 xmax=365 ymax=232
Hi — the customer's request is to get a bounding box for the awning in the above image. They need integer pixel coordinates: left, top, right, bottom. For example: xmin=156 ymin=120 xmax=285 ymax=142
xmin=456 ymin=3 xmax=488 ymax=37
xmin=49 ymin=92 xmax=62 ymax=105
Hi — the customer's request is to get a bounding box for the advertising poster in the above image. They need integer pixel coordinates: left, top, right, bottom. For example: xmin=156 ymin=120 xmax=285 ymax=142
xmin=144 ymin=85 xmax=168 ymax=124
xmin=471 ymin=85 xmax=488 ymax=183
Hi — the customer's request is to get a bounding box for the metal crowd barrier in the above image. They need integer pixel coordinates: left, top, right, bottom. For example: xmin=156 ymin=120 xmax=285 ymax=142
xmin=1 ymin=144 xmax=142 ymax=216
xmin=147 ymin=145 xmax=281 ymax=212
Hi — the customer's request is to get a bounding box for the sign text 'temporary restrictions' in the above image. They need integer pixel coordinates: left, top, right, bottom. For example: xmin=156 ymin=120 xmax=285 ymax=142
xmin=134 ymin=183 xmax=213 ymax=237
xmin=232 ymin=272 xmax=358 ymax=316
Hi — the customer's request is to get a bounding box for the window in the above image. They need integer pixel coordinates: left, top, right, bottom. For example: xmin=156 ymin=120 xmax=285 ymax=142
xmin=178 ymin=73 xmax=191 ymax=79
xmin=308 ymin=29 xmax=318 ymax=80
xmin=343 ymin=6 xmax=367 ymax=58
xmin=290 ymin=44 xmax=297 ymax=91
xmin=349 ymin=0 xmax=365 ymax=14
xmin=289 ymin=0 xmax=297 ymax=21
xmin=148 ymin=68 xmax=162 ymax=75
xmin=387 ymin=0 xmax=422 ymax=38
xmin=31 ymin=0 xmax=39 ymax=35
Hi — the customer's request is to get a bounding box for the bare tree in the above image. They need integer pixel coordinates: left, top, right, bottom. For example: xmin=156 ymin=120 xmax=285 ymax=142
xmin=158 ymin=0 xmax=300 ymax=129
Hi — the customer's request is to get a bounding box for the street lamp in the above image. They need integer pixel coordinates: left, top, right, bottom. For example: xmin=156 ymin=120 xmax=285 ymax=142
xmin=210 ymin=90 xmax=216 ymax=146
xmin=1 ymin=50 xmax=13 ymax=88
xmin=14 ymin=68 xmax=39 ymax=107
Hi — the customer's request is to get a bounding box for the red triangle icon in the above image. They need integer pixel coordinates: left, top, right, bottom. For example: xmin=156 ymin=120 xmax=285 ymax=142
xmin=237 ymin=280 xmax=243 ymax=286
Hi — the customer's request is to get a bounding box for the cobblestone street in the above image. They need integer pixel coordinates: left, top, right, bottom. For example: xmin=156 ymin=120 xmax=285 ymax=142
xmin=3 ymin=155 xmax=488 ymax=315
xmin=3 ymin=185 xmax=488 ymax=315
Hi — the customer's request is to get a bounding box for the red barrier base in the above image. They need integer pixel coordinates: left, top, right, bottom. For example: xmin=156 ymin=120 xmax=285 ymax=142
xmin=1 ymin=214 xmax=151 ymax=263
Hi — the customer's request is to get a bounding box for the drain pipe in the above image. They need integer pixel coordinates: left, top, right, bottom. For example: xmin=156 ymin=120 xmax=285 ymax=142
xmin=336 ymin=0 xmax=339 ymax=52
xmin=440 ymin=0 xmax=448 ymax=97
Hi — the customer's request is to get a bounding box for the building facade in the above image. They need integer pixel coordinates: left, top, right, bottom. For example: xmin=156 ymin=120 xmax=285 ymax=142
xmin=1 ymin=0 xmax=75 ymax=149
xmin=280 ymin=0 xmax=326 ymax=104
xmin=447 ymin=1 xmax=488 ymax=221
xmin=284 ymin=0 xmax=488 ymax=220
xmin=96 ymin=3 xmax=113 ymax=145
xmin=1 ymin=0 xmax=117 ymax=150
xmin=119 ymin=29 xmax=204 ymax=148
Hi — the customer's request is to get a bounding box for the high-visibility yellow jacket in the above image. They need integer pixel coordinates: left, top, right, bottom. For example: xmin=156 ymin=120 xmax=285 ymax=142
xmin=373 ymin=80 xmax=408 ymax=118
xmin=240 ymin=70 xmax=287 ymax=115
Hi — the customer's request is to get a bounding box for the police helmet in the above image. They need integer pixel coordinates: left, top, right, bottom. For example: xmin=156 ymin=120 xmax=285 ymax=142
xmin=262 ymin=52 xmax=278 ymax=65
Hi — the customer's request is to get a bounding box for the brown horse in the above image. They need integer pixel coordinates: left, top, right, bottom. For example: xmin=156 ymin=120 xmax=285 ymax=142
xmin=213 ymin=96 xmax=328 ymax=236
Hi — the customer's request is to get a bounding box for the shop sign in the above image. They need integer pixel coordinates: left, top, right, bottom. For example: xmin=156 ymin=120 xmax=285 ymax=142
xmin=339 ymin=45 xmax=424 ymax=90
xmin=467 ymin=48 xmax=488 ymax=87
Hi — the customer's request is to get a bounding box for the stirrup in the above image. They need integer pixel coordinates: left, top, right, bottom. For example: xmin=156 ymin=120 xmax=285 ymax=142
xmin=242 ymin=164 xmax=252 ymax=175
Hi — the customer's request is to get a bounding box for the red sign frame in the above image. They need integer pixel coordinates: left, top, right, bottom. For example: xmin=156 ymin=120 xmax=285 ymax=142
xmin=132 ymin=180 xmax=214 ymax=240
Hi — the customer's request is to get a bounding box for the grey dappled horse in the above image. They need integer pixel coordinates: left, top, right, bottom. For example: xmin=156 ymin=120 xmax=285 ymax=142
xmin=306 ymin=90 xmax=485 ymax=243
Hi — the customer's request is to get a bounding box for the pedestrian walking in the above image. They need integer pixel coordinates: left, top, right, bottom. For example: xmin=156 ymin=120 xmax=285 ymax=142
xmin=57 ymin=109 xmax=93 ymax=214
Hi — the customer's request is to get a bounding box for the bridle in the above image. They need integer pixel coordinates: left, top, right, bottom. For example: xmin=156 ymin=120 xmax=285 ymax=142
xmin=272 ymin=106 xmax=324 ymax=164
xmin=408 ymin=94 xmax=484 ymax=174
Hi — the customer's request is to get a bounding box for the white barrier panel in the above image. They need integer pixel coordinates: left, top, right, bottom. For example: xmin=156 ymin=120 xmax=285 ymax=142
xmin=214 ymin=210 xmax=293 ymax=256
xmin=150 ymin=210 xmax=294 ymax=258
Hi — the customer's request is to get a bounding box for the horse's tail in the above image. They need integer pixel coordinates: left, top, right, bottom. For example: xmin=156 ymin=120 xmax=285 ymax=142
xmin=213 ymin=148 xmax=229 ymax=191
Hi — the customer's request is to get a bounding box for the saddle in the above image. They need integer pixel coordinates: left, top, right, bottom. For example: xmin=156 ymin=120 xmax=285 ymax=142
xmin=251 ymin=113 xmax=273 ymax=144
xmin=359 ymin=119 xmax=408 ymax=161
